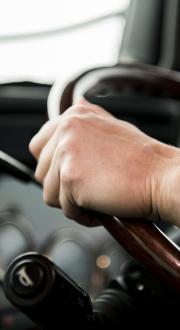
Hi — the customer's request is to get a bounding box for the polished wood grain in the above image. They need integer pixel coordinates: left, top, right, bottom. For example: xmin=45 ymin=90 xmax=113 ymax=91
xmin=101 ymin=216 xmax=180 ymax=293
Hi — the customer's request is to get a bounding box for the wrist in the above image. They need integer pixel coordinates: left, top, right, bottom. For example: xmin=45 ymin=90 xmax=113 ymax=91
xmin=150 ymin=141 xmax=180 ymax=227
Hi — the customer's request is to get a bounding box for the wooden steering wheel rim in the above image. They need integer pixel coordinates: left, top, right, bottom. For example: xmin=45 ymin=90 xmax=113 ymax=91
xmin=57 ymin=63 xmax=180 ymax=293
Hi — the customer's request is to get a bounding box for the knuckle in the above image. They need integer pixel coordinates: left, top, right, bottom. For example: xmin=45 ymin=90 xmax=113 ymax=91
xmin=61 ymin=166 xmax=85 ymax=205
xmin=57 ymin=139 xmax=77 ymax=160
xmin=70 ymin=104 xmax=87 ymax=115
xmin=43 ymin=190 xmax=52 ymax=206
xmin=34 ymin=167 xmax=43 ymax=183
xmin=29 ymin=139 xmax=35 ymax=153
xmin=69 ymin=104 xmax=88 ymax=115
xmin=61 ymin=167 xmax=73 ymax=186
xmin=61 ymin=163 xmax=79 ymax=188
xmin=60 ymin=115 xmax=82 ymax=132
xmin=29 ymin=136 xmax=38 ymax=156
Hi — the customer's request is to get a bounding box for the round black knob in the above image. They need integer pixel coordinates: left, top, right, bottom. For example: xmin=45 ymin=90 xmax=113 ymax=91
xmin=10 ymin=261 xmax=45 ymax=297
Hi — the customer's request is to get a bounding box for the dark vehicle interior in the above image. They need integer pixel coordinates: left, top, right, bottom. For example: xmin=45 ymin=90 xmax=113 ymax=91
xmin=0 ymin=0 xmax=180 ymax=328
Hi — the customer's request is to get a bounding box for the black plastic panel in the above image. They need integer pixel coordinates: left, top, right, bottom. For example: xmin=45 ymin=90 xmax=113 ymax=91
xmin=0 ymin=83 xmax=50 ymax=167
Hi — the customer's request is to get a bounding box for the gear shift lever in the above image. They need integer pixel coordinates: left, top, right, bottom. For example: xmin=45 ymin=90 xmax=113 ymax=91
xmin=3 ymin=253 xmax=93 ymax=329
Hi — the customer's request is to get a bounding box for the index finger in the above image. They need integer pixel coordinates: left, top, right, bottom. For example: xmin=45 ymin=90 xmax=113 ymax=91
xmin=29 ymin=117 xmax=60 ymax=160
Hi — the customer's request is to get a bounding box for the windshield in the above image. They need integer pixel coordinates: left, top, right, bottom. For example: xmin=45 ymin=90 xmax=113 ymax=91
xmin=0 ymin=0 xmax=130 ymax=84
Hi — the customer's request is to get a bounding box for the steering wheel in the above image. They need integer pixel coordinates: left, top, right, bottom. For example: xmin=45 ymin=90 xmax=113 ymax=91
xmin=48 ymin=63 xmax=180 ymax=293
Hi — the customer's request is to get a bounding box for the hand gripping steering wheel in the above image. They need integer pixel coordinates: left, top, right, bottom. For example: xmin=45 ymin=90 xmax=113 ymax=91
xmin=48 ymin=63 xmax=180 ymax=294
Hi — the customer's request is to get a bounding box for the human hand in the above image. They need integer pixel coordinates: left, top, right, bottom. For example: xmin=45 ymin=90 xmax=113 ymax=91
xmin=29 ymin=99 xmax=180 ymax=227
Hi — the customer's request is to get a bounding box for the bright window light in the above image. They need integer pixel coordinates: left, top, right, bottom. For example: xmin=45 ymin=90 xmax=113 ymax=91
xmin=0 ymin=0 xmax=129 ymax=83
